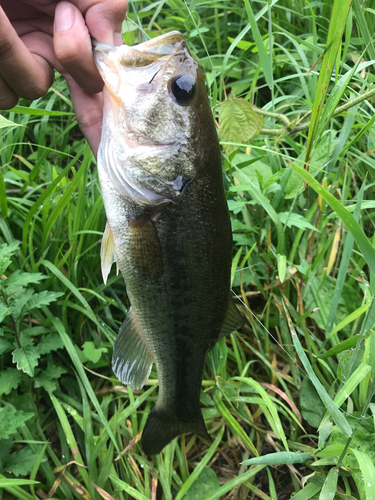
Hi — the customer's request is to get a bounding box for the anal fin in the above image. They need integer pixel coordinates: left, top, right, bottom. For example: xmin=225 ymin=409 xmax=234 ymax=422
xmin=112 ymin=309 xmax=154 ymax=390
xmin=219 ymin=297 xmax=245 ymax=339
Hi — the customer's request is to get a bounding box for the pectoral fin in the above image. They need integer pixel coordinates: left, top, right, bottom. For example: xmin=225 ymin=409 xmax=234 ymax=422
xmin=112 ymin=308 xmax=154 ymax=390
xmin=128 ymin=215 xmax=163 ymax=278
xmin=219 ymin=297 xmax=245 ymax=339
xmin=101 ymin=221 xmax=119 ymax=284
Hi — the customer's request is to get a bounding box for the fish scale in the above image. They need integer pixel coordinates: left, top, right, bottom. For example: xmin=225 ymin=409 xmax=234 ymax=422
xmin=93 ymin=31 xmax=243 ymax=455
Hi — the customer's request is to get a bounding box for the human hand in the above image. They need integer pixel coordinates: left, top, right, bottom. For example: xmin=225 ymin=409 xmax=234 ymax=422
xmin=0 ymin=0 xmax=127 ymax=155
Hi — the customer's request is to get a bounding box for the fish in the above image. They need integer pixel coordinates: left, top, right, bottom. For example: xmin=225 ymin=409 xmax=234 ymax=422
xmin=93 ymin=31 xmax=243 ymax=455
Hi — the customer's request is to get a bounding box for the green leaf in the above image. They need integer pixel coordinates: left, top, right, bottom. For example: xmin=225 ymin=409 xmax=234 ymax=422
xmin=243 ymin=0 xmax=273 ymax=89
xmin=34 ymin=365 xmax=67 ymax=393
xmin=185 ymin=467 xmax=220 ymax=500
xmin=300 ymin=378 xmax=325 ymax=429
xmin=0 ymin=406 xmax=34 ymax=440
xmin=0 ymin=115 xmax=23 ymax=128
xmin=5 ymin=447 xmax=43 ymax=477
xmin=352 ymin=449 xmax=375 ymax=499
xmin=289 ymin=163 xmax=375 ymax=277
xmin=0 ymin=476 xmax=40 ymax=487
xmin=0 ymin=301 xmax=13 ymax=322
xmin=304 ymin=0 xmax=352 ymax=167
xmin=82 ymin=341 xmax=108 ymax=364
xmin=242 ymin=451 xmax=312 ymax=466
xmin=284 ymin=304 xmax=352 ymax=437
xmin=4 ymin=271 xmax=46 ymax=288
xmin=235 ymin=166 xmax=284 ymax=253
xmin=277 ymin=254 xmax=287 ymax=283
xmin=0 ymin=368 xmax=23 ymax=395
xmin=219 ymin=99 xmax=264 ymax=157
xmin=7 ymin=105 xmax=74 ymax=116
xmin=0 ymin=337 xmax=11 ymax=355
xmin=12 ymin=345 xmax=41 ymax=376
xmin=36 ymin=333 xmax=64 ymax=355
xmin=24 ymin=290 xmax=64 ymax=312
xmin=278 ymin=212 xmax=318 ymax=232
xmin=320 ymin=467 xmax=339 ymax=500
xmin=0 ymin=242 xmax=20 ymax=275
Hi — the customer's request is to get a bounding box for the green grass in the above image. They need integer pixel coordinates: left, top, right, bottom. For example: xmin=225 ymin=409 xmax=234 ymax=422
xmin=1 ymin=0 xmax=375 ymax=498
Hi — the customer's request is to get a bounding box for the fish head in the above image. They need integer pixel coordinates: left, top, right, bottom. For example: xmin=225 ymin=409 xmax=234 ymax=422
xmin=93 ymin=32 xmax=216 ymax=205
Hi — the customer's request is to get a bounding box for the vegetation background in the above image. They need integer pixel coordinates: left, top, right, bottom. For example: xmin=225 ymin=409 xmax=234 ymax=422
xmin=1 ymin=0 xmax=375 ymax=498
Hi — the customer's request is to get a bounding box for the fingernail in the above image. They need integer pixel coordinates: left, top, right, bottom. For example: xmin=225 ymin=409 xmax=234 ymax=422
xmin=55 ymin=2 xmax=75 ymax=32
xmin=113 ymin=32 xmax=123 ymax=46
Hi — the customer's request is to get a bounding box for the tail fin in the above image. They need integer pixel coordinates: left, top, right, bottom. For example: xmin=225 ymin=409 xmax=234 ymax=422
xmin=141 ymin=406 xmax=210 ymax=455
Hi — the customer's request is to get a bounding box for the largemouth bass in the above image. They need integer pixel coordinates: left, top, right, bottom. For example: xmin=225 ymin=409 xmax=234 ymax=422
xmin=93 ymin=32 xmax=243 ymax=455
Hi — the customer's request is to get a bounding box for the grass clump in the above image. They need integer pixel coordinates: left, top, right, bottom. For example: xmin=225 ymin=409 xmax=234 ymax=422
xmin=1 ymin=0 xmax=375 ymax=498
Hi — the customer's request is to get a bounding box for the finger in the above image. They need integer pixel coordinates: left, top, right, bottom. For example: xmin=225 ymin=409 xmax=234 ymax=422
xmin=0 ymin=7 xmax=54 ymax=100
xmin=0 ymin=73 xmax=18 ymax=109
xmin=66 ymin=76 xmax=103 ymax=156
xmin=54 ymin=1 xmax=103 ymax=94
xmin=84 ymin=0 xmax=128 ymax=45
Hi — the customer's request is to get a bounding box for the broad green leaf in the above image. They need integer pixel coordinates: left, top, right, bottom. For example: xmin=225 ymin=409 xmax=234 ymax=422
xmin=175 ymin=425 xmax=225 ymax=500
xmin=23 ymin=290 xmax=64 ymax=312
xmin=185 ymin=468 xmax=220 ymax=500
xmin=0 ymin=301 xmax=13 ymax=322
xmin=12 ymin=345 xmax=41 ymax=376
xmin=0 ymin=368 xmax=22 ymax=395
xmin=0 ymin=337 xmax=11 ymax=355
xmin=4 ymin=447 xmax=43 ymax=477
xmin=34 ymin=365 xmax=67 ymax=393
xmin=0 ymin=115 xmax=23 ymax=128
xmin=82 ymin=341 xmax=108 ymax=364
xmin=4 ymin=271 xmax=46 ymax=288
xmin=203 ymin=465 xmax=265 ymax=500
xmin=36 ymin=333 xmax=64 ymax=355
xmin=0 ymin=406 xmax=34 ymax=440
xmin=278 ymin=212 xmax=318 ymax=232
xmin=352 ymin=450 xmax=375 ymax=499
xmin=0 ymin=242 xmax=20 ymax=275
xmin=319 ymin=468 xmax=339 ymax=500
xmin=242 ymin=451 xmax=312 ymax=466
xmin=300 ymin=378 xmax=325 ymax=429
xmin=219 ymin=99 xmax=264 ymax=157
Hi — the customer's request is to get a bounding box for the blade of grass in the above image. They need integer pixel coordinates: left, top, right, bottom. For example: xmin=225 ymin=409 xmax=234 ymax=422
xmin=203 ymin=464 xmax=266 ymax=500
xmin=283 ymin=302 xmax=352 ymax=437
xmin=289 ymin=163 xmax=375 ymax=277
xmin=174 ymin=424 xmax=225 ymax=500
xmin=304 ymin=0 xmax=352 ymax=167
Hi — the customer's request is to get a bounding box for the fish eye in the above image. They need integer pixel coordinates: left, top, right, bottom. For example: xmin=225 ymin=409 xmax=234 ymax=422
xmin=170 ymin=75 xmax=196 ymax=104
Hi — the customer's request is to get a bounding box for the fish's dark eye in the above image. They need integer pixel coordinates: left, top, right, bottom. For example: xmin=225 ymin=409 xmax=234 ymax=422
xmin=170 ymin=75 xmax=196 ymax=104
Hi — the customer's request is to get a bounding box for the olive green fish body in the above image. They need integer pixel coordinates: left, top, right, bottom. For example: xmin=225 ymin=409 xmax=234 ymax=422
xmin=94 ymin=32 xmax=242 ymax=455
